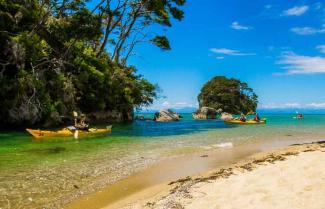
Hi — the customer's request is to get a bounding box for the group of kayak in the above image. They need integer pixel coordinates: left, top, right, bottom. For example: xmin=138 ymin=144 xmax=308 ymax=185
xmin=26 ymin=112 xmax=304 ymax=139
xmin=225 ymin=113 xmax=266 ymax=125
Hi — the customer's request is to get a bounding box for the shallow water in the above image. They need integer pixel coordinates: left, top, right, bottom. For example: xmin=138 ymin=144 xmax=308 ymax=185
xmin=1 ymin=114 xmax=325 ymax=208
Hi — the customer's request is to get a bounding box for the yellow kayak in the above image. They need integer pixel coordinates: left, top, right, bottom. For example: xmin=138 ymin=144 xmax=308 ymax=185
xmin=26 ymin=126 xmax=112 ymax=138
xmin=225 ymin=120 xmax=266 ymax=125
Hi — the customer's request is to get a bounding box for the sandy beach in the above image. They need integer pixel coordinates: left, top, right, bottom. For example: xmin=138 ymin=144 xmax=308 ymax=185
xmin=101 ymin=141 xmax=325 ymax=209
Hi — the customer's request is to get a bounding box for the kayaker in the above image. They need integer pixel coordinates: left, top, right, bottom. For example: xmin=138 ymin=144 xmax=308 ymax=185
xmin=239 ymin=113 xmax=247 ymax=122
xmin=74 ymin=114 xmax=89 ymax=131
xmin=297 ymin=113 xmax=304 ymax=119
xmin=253 ymin=113 xmax=260 ymax=122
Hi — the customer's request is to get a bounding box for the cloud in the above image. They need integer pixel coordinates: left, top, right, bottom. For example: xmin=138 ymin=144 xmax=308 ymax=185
xmin=264 ymin=4 xmax=272 ymax=10
xmin=291 ymin=26 xmax=325 ymax=35
xmin=216 ymin=56 xmax=224 ymax=60
xmin=276 ymin=52 xmax=325 ymax=75
xmin=230 ymin=21 xmax=251 ymax=30
xmin=210 ymin=48 xmax=255 ymax=56
xmin=282 ymin=5 xmax=309 ymax=16
xmin=259 ymin=103 xmax=301 ymax=109
xmin=260 ymin=102 xmax=325 ymax=109
xmin=149 ymin=100 xmax=198 ymax=110
xmin=308 ymin=103 xmax=325 ymax=108
xmin=316 ymin=45 xmax=325 ymax=53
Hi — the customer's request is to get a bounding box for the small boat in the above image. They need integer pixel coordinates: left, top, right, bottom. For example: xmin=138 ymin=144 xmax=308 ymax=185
xmin=224 ymin=119 xmax=266 ymax=125
xmin=26 ymin=126 xmax=112 ymax=138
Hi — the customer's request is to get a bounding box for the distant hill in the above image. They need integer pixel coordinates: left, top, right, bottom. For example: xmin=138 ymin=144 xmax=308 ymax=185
xmin=257 ymin=108 xmax=325 ymax=114
xmin=136 ymin=107 xmax=198 ymax=114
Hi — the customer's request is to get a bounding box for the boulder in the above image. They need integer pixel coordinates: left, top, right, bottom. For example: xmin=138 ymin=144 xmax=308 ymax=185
xmin=220 ymin=112 xmax=234 ymax=121
xmin=154 ymin=109 xmax=180 ymax=122
xmin=192 ymin=107 xmax=221 ymax=119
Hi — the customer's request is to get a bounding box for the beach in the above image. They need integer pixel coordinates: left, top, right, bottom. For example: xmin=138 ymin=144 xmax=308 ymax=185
xmin=102 ymin=141 xmax=325 ymax=209
xmin=3 ymin=1 xmax=325 ymax=208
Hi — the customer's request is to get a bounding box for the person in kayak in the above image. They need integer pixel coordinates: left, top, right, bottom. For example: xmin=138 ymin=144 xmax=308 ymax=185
xmin=74 ymin=114 xmax=89 ymax=131
xmin=253 ymin=113 xmax=260 ymax=122
xmin=297 ymin=113 xmax=304 ymax=119
xmin=239 ymin=113 xmax=247 ymax=122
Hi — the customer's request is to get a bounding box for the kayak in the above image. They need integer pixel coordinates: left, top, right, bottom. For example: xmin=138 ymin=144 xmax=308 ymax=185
xmin=225 ymin=120 xmax=266 ymax=125
xmin=26 ymin=126 xmax=112 ymax=138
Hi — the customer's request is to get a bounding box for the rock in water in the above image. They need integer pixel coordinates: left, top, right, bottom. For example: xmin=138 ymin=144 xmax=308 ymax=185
xmin=154 ymin=109 xmax=180 ymax=122
xmin=220 ymin=112 xmax=234 ymax=121
xmin=192 ymin=107 xmax=221 ymax=119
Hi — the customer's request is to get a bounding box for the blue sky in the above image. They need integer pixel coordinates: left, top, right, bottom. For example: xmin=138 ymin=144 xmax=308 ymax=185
xmin=120 ymin=1 xmax=325 ymax=110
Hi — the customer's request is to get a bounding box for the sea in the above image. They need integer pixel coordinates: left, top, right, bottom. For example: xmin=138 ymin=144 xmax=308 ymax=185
xmin=1 ymin=113 xmax=325 ymax=208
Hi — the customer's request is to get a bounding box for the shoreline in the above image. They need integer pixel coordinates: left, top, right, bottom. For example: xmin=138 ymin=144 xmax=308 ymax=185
xmin=64 ymin=142 xmax=262 ymax=209
xmin=64 ymin=137 xmax=324 ymax=209
xmin=114 ymin=141 xmax=325 ymax=209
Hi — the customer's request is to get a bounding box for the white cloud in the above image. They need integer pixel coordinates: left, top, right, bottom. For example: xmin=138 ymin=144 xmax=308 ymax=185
xmin=276 ymin=52 xmax=325 ymax=75
xmin=260 ymin=102 xmax=325 ymax=109
xmin=230 ymin=21 xmax=251 ymax=30
xmin=283 ymin=5 xmax=309 ymax=16
xmin=316 ymin=45 xmax=325 ymax=53
xmin=210 ymin=48 xmax=255 ymax=56
xmin=216 ymin=56 xmax=224 ymax=60
xmin=149 ymin=100 xmax=198 ymax=110
xmin=291 ymin=26 xmax=325 ymax=35
xmin=308 ymin=103 xmax=325 ymax=108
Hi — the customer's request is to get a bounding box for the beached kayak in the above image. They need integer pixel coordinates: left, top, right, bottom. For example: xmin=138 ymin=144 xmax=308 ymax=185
xmin=26 ymin=126 xmax=112 ymax=138
xmin=224 ymin=120 xmax=266 ymax=125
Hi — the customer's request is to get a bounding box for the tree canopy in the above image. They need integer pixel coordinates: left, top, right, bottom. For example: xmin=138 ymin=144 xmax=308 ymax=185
xmin=198 ymin=76 xmax=258 ymax=114
xmin=0 ymin=0 xmax=185 ymax=127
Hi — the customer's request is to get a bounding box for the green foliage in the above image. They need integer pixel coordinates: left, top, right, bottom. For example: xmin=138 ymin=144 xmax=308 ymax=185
xmin=0 ymin=0 xmax=158 ymax=127
xmin=151 ymin=36 xmax=171 ymax=50
xmin=198 ymin=76 xmax=258 ymax=114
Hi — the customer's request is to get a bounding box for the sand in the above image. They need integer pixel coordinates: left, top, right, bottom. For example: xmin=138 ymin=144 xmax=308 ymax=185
xmin=64 ymin=143 xmax=261 ymax=209
xmin=179 ymin=151 xmax=325 ymax=209
xmin=108 ymin=142 xmax=325 ymax=209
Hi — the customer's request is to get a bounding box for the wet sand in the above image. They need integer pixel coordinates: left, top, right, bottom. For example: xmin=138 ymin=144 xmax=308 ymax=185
xmin=64 ymin=143 xmax=261 ymax=209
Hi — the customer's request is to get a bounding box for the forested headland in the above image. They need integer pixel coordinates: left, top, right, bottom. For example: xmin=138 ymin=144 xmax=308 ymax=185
xmin=0 ymin=0 xmax=185 ymax=128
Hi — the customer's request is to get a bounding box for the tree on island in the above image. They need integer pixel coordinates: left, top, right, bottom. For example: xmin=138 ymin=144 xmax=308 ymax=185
xmin=0 ymin=0 xmax=185 ymax=127
xmin=198 ymin=76 xmax=258 ymax=114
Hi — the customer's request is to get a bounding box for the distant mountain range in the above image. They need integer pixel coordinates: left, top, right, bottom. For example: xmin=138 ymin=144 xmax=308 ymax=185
xmin=136 ymin=107 xmax=197 ymax=114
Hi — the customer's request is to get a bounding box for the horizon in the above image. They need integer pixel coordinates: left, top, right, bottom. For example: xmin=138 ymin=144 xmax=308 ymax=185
xmin=123 ymin=0 xmax=325 ymax=111
xmin=136 ymin=107 xmax=325 ymax=114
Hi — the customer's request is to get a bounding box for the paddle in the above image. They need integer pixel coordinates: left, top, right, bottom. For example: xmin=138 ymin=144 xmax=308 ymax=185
xmin=73 ymin=111 xmax=78 ymax=139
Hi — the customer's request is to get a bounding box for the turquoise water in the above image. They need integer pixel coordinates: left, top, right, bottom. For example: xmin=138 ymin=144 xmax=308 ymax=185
xmin=1 ymin=114 xmax=325 ymax=208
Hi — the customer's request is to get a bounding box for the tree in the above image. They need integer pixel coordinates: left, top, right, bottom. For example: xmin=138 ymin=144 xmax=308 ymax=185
xmin=93 ymin=0 xmax=185 ymax=64
xmin=0 ymin=0 xmax=185 ymax=127
xmin=198 ymin=76 xmax=258 ymax=114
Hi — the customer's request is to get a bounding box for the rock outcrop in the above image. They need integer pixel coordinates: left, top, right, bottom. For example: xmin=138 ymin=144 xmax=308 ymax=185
xmin=192 ymin=107 xmax=221 ymax=119
xmin=220 ymin=112 xmax=234 ymax=121
xmin=154 ymin=109 xmax=180 ymax=122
